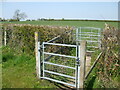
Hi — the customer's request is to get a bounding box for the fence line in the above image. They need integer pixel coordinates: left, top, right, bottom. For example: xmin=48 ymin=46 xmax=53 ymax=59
xmin=35 ymin=32 xmax=41 ymax=78
xmin=4 ymin=28 xmax=7 ymax=46
xmin=79 ymin=41 xmax=86 ymax=88
xmin=85 ymin=52 xmax=103 ymax=79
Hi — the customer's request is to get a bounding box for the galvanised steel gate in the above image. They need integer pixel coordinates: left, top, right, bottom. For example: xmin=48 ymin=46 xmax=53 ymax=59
xmin=41 ymin=42 xmax=80 ymax=88
xmin=75 ymin=27 xmax=102 ymax=52
xmin=36 ymin=27 xmax=101 ymax=88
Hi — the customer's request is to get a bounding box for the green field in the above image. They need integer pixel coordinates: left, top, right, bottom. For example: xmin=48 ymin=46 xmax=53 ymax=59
xmin=2 ymin=20 xmax=118 ymax=29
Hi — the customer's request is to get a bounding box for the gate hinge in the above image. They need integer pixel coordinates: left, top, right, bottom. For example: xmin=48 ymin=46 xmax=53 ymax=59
xmin=38 ymin=45 xmax=44 ymax=52
xmin=38 ymin=49 xmax=40 ymax=52
xmin=39 ymin=45 xmax=46 ymax=49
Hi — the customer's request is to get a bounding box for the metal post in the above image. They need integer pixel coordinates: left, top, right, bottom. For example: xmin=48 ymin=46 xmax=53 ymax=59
xmin=4 ymin=28 xmax=6 ymax=46
xmin=42 ymin=42 xmax=45 ymax=77
xmin=75 ymin=43 xmax=78 ymax=88
xmin=98 ymin=28 xmax=101 ymax=49
xmin=76 ymin=28 xmax=79 ymax=46
xmin=77 ymin=45 xmax=81 ymax=88
xmin=80 ymin=27 xmax=81 ymax=42
xmin=38 ymin=41 xmax=41 ymax=78
xmin=35 ymin=32 xmax=41 ymax=78
xmin=90 ymin=28 xmax=92 ymax=45
xmin=76 ymin=28 xmax=79 ymax=88
xmin=78 ymin=41 xmax=86 ymax=88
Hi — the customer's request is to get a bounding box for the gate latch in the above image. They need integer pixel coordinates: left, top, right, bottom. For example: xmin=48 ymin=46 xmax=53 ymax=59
xmin=76 ymin=58 xmax=80 ymax=66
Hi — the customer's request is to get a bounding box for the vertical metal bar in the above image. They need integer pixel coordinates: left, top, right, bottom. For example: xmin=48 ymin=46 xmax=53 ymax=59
xmin=75 ymin=65 xmax=77 ymax=88
xmin=98 ymin=29 xmax=99 ymax=48
xmin=91 ymin=28 xmax=92 ymax=45
xmin=76 ymin=29 xmax=79 ymax=88
xmin=98 ymin=28 xmax=101 ymax=49
xmin=38 ymin=41 xmax=41 ymax=78
xmin=80 ymin=27 xmax=81 ymax=42
xmin=75 ymin=27 xmax=80 ymax=88
xmin=77 ymin=45 xmax=81 ymax=88
xmin=76 ymin=28 xmax=79 ymax=46
xmin=75 ymin=45 xmax=78 ymax=88
xmin=42 ymin=42 xmax=45 ymax=77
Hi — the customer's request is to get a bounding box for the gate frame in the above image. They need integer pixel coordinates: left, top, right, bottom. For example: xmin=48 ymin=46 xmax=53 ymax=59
xmin=35 ymin=31 xmax=86 ymax=88
xmin=42 ymin=42 xmax=78 ymax=87
xmin=76 ymin=27 xmax=101 ymax=52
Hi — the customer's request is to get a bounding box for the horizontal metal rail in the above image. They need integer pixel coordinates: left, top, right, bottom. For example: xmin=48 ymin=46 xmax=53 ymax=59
xmin=78 ymin=34 xmax=101 ymax=37
xmin=44 ymin=70 xmax=76 ymax=79
xmin=79 ymin=27 xmax=101 ymax=30
xmin=73 ymin=33 xmax=100 ymax=35
xmin=78 ymin=32 xmax=100 ymax=34
xmin=77 ymin=40 xmax=100 ymax=43
xmin=86 ymin=50 xmax=95 ymax=53
xmin=87 ymin=46 xmax=98 ymax=48
xmin=43 ymin=42 xmax=77 ymax=48
xmin=41 ymin=77 xmax=76 ymax=87
xmin=44 ymin=61 xmax=76 ymax=70
xmin=44 ymin=47 xmax=64 ymax=61
xmin=89 ymin=40 xmax=100 ymax=43
xmin=44 ymin=52 xmax=77 ymax=59
xmin=80 ymin=37 xmax=99 ymax=39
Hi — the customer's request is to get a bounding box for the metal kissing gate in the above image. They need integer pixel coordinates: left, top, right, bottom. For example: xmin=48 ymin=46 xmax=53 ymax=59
xmin=35 ymin=27 xmax=101 ymax=88
xmin=75 ymin=27 xmax=101 ymax=52
xmin=41 ymin=42 xmax=85 ymax=88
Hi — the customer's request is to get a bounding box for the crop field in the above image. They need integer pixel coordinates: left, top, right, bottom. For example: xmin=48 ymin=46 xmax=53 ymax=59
xmin=2 ymin=20 xmax=118 ymax=29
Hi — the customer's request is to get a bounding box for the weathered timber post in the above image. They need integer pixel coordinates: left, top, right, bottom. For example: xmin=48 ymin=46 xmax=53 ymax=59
xmin=4 ymin=27 xmax=7 ymax=46
xmin=78 ymin=41 xmax=86 ymax=88
xmin=35 ymin=32 xmax=41 ymax=78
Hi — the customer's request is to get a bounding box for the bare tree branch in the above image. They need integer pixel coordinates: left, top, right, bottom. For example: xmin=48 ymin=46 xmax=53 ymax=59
xmin=13 ymin=9 xmax=27 ymax=21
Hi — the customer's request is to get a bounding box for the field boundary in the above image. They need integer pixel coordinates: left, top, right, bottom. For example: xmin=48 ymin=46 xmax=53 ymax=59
xmin=35 ymin=27 xmax=102 ymax=88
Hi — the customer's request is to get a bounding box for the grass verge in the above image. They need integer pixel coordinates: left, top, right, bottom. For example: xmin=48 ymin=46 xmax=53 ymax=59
xmin=2 ymin=46 xmax=57 ymax=88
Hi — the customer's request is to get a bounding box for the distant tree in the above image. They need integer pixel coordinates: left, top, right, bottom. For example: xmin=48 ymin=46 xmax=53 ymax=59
xmin=9 ymin=19 xmax=18 ymax=22
xmin=31 ymin=19 xmax=35 ymax=21
xmin=26 ymin=19 xmax=31 ymax=21
xmin=62 ymin=18 xmax=64 ymax=21
xmin=48 ymin=18 xmax=53 ymax=21
xmin=41 ymin=18 xmax=47 ymax=21
xmin=0 ymin=18 xmax=2 ymax=21
xmin=1 ymin=18 xmax=6 ymax=21
xmin=37 ymin=18 xmax=41 ymax=21
xmin=13 ymin=9 xmax=27 ymax=21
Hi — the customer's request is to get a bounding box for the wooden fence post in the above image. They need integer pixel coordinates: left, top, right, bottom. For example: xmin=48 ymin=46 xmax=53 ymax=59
xmin=79 ymin=41 xmax=86 ymax=88
xmin=35 ymin=32 xmax=41 ymax=78
xmin=4 ymin=28 xmax=6 ymax=46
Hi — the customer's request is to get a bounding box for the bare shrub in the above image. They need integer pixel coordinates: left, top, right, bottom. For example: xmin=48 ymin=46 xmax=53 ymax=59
xmin=97 ymin=23 xmax=120 ymax=88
